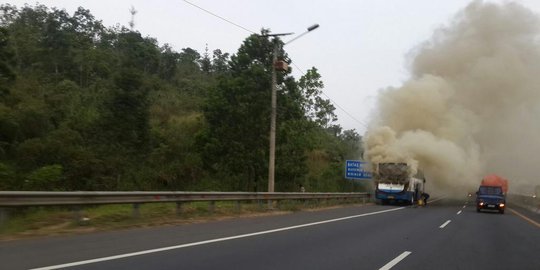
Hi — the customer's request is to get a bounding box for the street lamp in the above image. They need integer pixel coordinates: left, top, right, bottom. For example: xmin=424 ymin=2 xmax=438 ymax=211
xmin=266 ymin=24 xmax=319 ymax=194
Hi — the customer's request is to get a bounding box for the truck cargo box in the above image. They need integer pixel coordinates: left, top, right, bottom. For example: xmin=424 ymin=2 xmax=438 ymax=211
xmin=481 ymin=174 xmax=508 ymax=194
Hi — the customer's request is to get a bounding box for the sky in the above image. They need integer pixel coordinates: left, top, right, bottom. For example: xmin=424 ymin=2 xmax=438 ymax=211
xmin=7 ymin=0 xmax=540 ymax=134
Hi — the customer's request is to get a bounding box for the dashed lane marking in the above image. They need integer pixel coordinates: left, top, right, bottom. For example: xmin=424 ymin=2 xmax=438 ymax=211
xmin=439 ymin=220 xmax=451 ymax=228
xmin=379 ymin=251 xmax=412 ymax=270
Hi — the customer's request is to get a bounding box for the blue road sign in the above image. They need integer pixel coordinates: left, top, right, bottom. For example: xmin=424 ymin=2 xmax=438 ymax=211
xmin=345 ymin=160 xmax=372 ymax=180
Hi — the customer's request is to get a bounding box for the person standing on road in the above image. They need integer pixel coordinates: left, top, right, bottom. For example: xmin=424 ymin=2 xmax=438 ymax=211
xmin=421 ymin=192 xmax=430 ymax=205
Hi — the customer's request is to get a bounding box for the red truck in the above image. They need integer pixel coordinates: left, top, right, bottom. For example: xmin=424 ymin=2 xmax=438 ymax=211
xmin=476 ymin=174 xmax=508 ymax=214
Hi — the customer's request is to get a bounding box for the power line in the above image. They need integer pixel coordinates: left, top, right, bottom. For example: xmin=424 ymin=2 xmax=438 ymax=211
xmin=291 ymin=62 xmax=369 ymax=130
xmin=183 ymin=0 xmax=256 ymax=34
xmin=183 ymin=0 xmax=366 ymax=130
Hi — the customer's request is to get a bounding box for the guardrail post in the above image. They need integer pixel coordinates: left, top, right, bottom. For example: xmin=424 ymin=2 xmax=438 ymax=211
xmin=176 ymin=202 xmax=183 ymax=216
xmin=72 ymin=206 xmax=82 ymax=224
xmin=209 ymin=201 xmax=215 ymax=214
xmin=235 ymin=201 xmax=241 ymax=212
xmin=133 ymin=203 xmax=140 ymax=218
xmin=0 ymin=207 xmax=9 ymax=226
xmin=362 ymin=196 xmax=366 ymax=205
xmin=71 ymin=206 xmax=90 ymax=226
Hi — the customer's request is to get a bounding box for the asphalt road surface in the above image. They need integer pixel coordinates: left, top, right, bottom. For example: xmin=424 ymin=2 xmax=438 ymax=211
xmin=1 ymin=197 xmax=539 ymax=270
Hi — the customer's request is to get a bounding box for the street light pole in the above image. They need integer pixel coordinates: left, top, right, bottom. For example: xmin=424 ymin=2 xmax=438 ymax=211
xmin=267 ymin=24 xmax=319 ymax=195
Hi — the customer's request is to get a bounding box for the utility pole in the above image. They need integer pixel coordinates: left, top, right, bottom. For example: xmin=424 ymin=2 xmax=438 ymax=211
xmin=265 ymin=24 xmax=319 ymax=197
xmin=268 ymin=38 xmax=284 ymax=195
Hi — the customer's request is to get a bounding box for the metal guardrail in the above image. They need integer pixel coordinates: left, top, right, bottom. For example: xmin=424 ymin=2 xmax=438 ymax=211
xmin=508 ymin=193 xmax=539 ymax=213
xmin=0 ymin=191 xmax=369 ymax=207
xmin=0 ymin=191 xmax=370 ymax=225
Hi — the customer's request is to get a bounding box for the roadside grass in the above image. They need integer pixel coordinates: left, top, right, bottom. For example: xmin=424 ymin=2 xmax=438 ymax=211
xmin=0 ymin=198 xmax=366 ymax=240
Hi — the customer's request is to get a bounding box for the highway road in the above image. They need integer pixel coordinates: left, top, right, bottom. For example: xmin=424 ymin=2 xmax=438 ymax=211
xmin=1 ymin=197 xmax=539 ymax=270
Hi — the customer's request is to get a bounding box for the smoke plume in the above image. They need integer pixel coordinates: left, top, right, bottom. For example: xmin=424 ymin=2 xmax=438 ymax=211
xmin=363 ymin=1 xmax=540 ymax=195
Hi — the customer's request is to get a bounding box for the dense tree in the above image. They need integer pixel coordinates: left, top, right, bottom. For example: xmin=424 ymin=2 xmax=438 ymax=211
xmin=158 ymin=44 xmax=179 ymax=81
xmin=211 ymin=49 xmax=229 ymax=74
xmin=0 ymin=27 xmax=16 ymax=95
xmin=199 ymin=67 xmax=271 ymax=190
xmin=0 ymin=5 xmax=363 ymax=192
xmin=199 ymin=32 xmax=335 ymax=191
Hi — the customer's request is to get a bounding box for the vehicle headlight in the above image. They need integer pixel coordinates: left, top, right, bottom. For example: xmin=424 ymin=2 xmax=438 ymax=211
xmin=499 ymin=203 xmax=505 ymax=207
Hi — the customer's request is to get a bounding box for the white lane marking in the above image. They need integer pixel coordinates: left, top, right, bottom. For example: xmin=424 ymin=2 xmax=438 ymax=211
xmin=462 ymin=206 xmax=466 ymax=209
xmin=439 ymin=220 xmax=452 ymax=228
xmin=31 ymin=207 xmax=405 ymax=270
xmin=457 ymin=210 xmax=462 ymax=215
xmin=379 ymin=251 xmax=412 ymax=270
xmin=426 ymin=196 xmax=447 ymax=204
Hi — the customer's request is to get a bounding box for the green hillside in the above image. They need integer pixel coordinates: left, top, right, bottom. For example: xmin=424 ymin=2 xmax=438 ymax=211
xmin=0 ymin=4 xmax=363 ymax=192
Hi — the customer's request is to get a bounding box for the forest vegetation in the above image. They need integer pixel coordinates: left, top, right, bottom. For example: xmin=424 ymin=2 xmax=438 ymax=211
xmin=0 ymin=4 xmax=363 ymax=192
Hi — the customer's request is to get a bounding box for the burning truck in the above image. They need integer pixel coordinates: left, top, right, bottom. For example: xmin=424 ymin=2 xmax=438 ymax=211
xmin=373 ymin=163 xmax=426 ymax=205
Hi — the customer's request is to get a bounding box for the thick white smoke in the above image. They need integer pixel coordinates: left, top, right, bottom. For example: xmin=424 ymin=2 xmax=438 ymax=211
xmin=363 ymin=1 xmax=540 ymax=195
